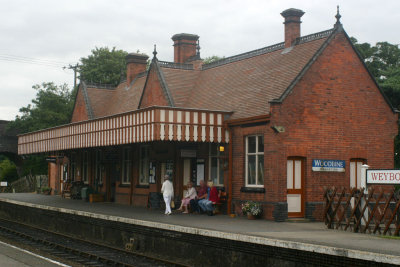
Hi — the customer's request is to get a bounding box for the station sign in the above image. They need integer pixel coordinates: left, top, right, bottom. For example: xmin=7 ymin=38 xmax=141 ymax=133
xmin=45 ymin=157 xmax=57 ymax=163
xmin=366 ymin=169 xmax=400 ymax=185
xmin=312 ymin=159 xmax=345 ymax=172
xmin=180 ymin=149 xmax=197 ymax=158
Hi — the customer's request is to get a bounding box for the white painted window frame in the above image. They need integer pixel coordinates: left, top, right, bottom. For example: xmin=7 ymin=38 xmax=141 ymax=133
xmin=245 ymin=135 xmax=264 ymax=187
xmin=209 ymin=143 xmax=224 ymax=186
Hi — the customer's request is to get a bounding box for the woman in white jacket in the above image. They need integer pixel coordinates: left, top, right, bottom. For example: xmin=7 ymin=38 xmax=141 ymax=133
xmin=161 ymin=174 xmax=174 ymax=215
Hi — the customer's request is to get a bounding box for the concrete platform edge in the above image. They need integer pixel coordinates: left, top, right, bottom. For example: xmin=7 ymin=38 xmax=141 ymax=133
xmin=0 ymin=197 xmax=398 ymax=265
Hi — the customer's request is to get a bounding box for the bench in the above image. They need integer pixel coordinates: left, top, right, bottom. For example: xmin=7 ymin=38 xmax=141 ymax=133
xmin=62 ymin=181 xmax=71 ymax=199
xmin=213 ymin=191 xmax=227 ymax=214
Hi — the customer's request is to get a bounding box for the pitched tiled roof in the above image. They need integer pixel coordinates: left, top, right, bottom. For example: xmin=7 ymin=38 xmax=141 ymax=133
xmin=160 ymin=31 xmax=331 ymax=119
xmin=83 ymin=29 xmax=333 ymax=120
xmin=85 ymin=74 xmax=146 ymax=118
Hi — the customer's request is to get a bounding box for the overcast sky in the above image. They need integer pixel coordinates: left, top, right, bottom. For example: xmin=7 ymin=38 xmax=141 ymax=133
xmin=0 ymin=0 xmax=399 ymax=121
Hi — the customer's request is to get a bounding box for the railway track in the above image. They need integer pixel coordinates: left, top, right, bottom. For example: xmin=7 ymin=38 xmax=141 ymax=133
xmin=0 ymin=218 xmax=188 ymax=267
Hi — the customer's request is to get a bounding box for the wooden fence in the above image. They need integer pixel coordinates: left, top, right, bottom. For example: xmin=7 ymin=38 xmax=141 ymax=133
xmin=324 ymin=187 xmax=400 ymax=236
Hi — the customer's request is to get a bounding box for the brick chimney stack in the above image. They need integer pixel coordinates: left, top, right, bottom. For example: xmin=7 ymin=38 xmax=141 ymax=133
xmin=281 ymin=8 xmax=305 ymax=48
xmin=126 ymin=53 xmax=149 ymax=85
xmin=171 ymin=33 xmax=199 ymax=64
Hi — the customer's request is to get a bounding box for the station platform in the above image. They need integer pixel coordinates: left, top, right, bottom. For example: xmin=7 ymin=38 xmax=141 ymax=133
xmin=0 ymin=193 xmax=399 ymax=265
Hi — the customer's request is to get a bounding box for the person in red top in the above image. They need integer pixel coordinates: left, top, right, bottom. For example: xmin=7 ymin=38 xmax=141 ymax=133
xmin=189 ymin=180 xmax=207 ymax=213
xmin=198 ymin=181 xmax=220 ymax=216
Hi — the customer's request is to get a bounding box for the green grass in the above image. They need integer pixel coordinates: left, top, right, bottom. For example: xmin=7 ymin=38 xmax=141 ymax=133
xmin=379 ymin=235 xmax=400 ymax=240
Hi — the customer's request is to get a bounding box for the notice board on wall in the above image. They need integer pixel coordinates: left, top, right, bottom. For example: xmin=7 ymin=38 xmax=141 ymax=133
xmin=196 ymin=159 xmax=205 ymax=185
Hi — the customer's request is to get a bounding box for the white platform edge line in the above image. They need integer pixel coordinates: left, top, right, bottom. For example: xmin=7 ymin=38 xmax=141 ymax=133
xmin=0 ymin=198 xmax=398 ymax=265
xmin=0 ymin=240 xmax=71 ymax=267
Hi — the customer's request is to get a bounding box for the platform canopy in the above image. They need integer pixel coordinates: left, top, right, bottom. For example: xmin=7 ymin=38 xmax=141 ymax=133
xmin=18 ymin=106 xmax=231 ymax=155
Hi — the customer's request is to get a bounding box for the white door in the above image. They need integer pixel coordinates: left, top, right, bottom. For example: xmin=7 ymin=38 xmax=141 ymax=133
xmin=183 ymin=159 xmax=191 ymax=186
xmin=287 ymin=158 xmax=304 ymax=217
xmin=350 ymin=160 xmax=363 ymax=188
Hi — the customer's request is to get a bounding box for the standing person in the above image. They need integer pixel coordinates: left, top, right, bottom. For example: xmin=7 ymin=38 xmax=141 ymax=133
xmin=178 ymin=181 xmax=197 ymax=213
xmin=161 ymin=174 xmax=174 ymax=215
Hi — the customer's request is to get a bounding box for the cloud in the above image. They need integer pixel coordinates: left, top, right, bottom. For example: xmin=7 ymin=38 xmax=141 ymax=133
xmin=0 ymin=0 xmax=399 ymax=120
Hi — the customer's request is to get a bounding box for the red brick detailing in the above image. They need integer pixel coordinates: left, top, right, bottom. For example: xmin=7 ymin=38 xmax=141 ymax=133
xmin=139 ymin=66 xmax=170 ymax=108
xmin=48 ymin=162 xmax=57 ymax=194
xmin=126 ymin=53 xmax=148 ymax=85
xmin=229 ymin=32 xmax=397 ymax=221
xmin=268 ymin=32 xmax=397 ymax=218
xmin=281 ymin=8 xmax=305 ymax=48
xmin=172 ymin=34 xmax=199 ymax=64
xmin=71 ymin=87 xmax=89 ymax=123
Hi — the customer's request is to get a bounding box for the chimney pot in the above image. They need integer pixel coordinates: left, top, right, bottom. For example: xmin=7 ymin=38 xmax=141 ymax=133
xmin=171 ymin=33 xmax=199 ymax=63
xmin=126 ymin=53 xmax=149 ymax=85
xmin=281 ymin=8 xmax=305 ymax=48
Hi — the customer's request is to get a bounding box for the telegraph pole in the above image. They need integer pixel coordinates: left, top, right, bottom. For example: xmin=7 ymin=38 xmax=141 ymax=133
xmin=64 ymin=63 xmax=80 ymax=89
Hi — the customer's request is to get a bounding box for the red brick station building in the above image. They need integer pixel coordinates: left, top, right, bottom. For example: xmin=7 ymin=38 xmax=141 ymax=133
xmin=18 ymin=8 xmax=398 ymax=221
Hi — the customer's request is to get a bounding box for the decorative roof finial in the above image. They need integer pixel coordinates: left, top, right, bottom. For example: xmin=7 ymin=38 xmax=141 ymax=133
xmin=153 ymin=44 xmax=157 ymax=57
xmin=335 ymin=5 xmax=342 ymax=27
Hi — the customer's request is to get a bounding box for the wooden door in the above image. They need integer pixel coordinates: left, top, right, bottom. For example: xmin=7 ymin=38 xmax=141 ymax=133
xmin=350 ymin=159 xmax=364 ymax=188
xmin=287 ymin=158 xmax=305 ymax=217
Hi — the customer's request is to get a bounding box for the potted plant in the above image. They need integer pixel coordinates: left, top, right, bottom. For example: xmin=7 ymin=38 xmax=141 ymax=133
xmin=242 ymin=201 xmax=262 ymax=219
xmin=41 ymin=186 xmax=52 ymax=195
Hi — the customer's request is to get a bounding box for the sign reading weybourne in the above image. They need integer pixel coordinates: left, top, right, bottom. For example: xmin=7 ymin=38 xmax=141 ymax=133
xmin=366 ymin=169 xmax=400 ymax=185
xmin=312 ymin=159 xmax=345 ymax=172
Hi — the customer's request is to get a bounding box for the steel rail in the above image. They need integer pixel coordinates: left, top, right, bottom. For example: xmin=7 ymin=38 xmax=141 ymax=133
xmin=0 ymin=218 xmax=189 ymax=267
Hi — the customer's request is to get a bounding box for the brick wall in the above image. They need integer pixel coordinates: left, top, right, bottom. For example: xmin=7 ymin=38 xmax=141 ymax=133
xmin=231 ymin=32 xmax=398 ymax=221
xmin=71 ymin=87 xmax=89 ymax=123
xmin=139 ymin=66 xmax=170 ymax=108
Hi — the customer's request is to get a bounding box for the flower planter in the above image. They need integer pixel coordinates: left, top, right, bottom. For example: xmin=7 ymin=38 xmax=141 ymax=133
xmin=89 ymin=193 xmax=104 ymax=203
xmin=247 ymin=214 xmax=257 ymax=220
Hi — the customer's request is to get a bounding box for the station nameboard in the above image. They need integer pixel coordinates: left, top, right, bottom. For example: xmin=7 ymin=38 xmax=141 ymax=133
xmin=366 ymin=169 xmax=400 ymax=185
xmin=312 ymin=159 xmax=345 ymax=172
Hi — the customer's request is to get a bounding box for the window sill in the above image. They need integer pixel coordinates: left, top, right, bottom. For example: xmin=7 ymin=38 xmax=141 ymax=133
xmin=119 ymin=184 xmax=131 ymax=188
xmin=136 ymin=184 xmax=150 ymax=189
xmin=240 ymin=187 xmax=265 ymax=193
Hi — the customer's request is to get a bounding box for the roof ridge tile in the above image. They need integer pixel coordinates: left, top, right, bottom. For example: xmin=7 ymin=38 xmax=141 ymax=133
xmin=201 ymin=28 xmax=334 ymax=70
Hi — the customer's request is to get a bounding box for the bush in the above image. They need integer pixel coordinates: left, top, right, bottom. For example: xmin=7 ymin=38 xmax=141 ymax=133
xmin=0 ymin=159 xmax=18 ymax=183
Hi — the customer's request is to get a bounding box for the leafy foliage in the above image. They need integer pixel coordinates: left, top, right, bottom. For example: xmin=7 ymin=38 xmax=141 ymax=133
xmin=203 ymin=55 xmax=225 ymax=64
xmin=242 ymin=201 xmax=262 ymax=216
xmin=6 ymin=82 xmax=74 ymax=176
xmin=351 ymin=38 xmax=400 ymax=105
xmin=79 ymin=47 xmax=128 ymax=86
xmin=352 ymin=38 xmax=400 ymax=167
xmin=0 ymin=158 xmax=18 ymax=183
xmin=7 ymin=82 xmax=75 ymax=133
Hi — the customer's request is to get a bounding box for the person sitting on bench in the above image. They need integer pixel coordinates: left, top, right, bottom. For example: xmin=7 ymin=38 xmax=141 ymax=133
xmin=190 ymin=180 xmax=207 ymax=213
xmin=198 ymin=181 xmax=220 ymax=216
xmin=178 ymin=181 xmax=197 ymax=213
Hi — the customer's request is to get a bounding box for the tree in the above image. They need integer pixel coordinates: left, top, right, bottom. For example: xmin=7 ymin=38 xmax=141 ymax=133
xmin=352 ymin=38 xmax=400 ymax=167
xmin=79 ymin=47 xmax=128 ymax=86
xmin=203 ymin=55 xmax=225 ymax=64
xmin=351 ymin=38 xmax=400 ymax=109
xmin=7 ymin=82 xmax=74 ymax=133
xmin=6 ymin=82 xmax=75 ymax=177
xmin=0 ymin=158 xmax=18 ymax=183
